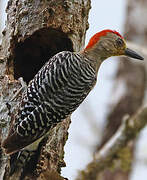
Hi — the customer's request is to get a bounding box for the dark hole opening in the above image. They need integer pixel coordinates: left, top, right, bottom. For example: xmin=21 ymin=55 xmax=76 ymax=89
xmin=14 ymin=28 xmax=73 ymax=84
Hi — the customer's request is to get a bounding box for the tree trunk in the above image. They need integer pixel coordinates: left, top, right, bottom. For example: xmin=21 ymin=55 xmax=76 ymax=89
xmin=95 ymin=0 xmax=146 ymax=179
xmin=0 ymin=0 xmax=91 ymax=179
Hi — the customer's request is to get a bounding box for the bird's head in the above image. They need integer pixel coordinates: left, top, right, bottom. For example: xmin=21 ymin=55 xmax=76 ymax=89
xmin=83 ymin=29 xmax=143 ymax=61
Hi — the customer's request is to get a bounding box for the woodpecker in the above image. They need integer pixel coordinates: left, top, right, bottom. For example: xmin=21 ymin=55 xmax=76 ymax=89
xmin=2 ymin=29 xmax=143 ymax=175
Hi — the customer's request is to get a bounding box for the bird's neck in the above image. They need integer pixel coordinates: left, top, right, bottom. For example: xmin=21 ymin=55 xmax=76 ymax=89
xmin=79 ymin=47 xmax=105 ymax=73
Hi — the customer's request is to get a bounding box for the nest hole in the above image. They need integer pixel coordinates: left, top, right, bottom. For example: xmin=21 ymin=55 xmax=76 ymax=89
xmin=13 ymin=28 xmax=73 ymax=84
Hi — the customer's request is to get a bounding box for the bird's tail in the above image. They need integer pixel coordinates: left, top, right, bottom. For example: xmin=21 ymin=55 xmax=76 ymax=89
xmin=9 ymin=149 xmax=37 ymax=177
xmin=2 ymin=132 xmax=23 ymax=155
xmin=2 ymin=132 xmax=35 ymax=155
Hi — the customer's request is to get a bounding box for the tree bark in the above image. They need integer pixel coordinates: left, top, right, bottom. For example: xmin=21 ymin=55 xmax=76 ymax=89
xmin=0 ymin=0 xmax=91 ymax=179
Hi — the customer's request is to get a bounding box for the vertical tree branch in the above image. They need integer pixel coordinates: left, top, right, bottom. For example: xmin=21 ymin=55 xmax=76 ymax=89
xmin=0 ymin=0 xmax=91 ymax=179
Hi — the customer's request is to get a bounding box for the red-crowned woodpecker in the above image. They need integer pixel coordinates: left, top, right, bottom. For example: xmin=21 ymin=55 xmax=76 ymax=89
xmin=2 ymin=29 xmax=144 ymax=175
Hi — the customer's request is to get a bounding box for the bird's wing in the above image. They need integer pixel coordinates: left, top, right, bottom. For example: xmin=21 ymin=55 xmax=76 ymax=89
xmin=2 ymin=51 xmax=74 ymax=154
xmin=2 ymin=102 xmax=53 ymax=154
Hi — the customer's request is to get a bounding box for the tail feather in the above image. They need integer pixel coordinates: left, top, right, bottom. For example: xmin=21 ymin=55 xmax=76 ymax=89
xmin=9 ymin=150 xmax=36 ymax=176
xmin=2 ymin=132 xmax=34 ymax=155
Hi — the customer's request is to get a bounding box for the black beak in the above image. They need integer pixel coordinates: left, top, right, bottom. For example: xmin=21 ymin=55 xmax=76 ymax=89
xmin=125 ymin=48 xmax=144 ymax=60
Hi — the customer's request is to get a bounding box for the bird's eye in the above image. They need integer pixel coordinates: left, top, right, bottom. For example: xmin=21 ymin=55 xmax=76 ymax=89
xmin=116 ymin=38 xmax=124 ymax=47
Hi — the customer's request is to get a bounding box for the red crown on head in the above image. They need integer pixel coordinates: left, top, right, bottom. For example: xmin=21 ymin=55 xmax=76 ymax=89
xmin=85 ymin=29 xmax=123 ymax=50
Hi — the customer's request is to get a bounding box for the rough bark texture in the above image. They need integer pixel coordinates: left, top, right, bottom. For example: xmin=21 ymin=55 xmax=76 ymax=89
xmin=95 ymin=0 xmax=147 ymax=179
xmin=0 ymin=0 xmax=91 ymax=179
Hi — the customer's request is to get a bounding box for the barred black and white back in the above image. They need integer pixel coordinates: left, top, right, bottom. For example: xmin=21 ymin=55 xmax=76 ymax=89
xmin=2 ymin=51 xmax=96 ymax=154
